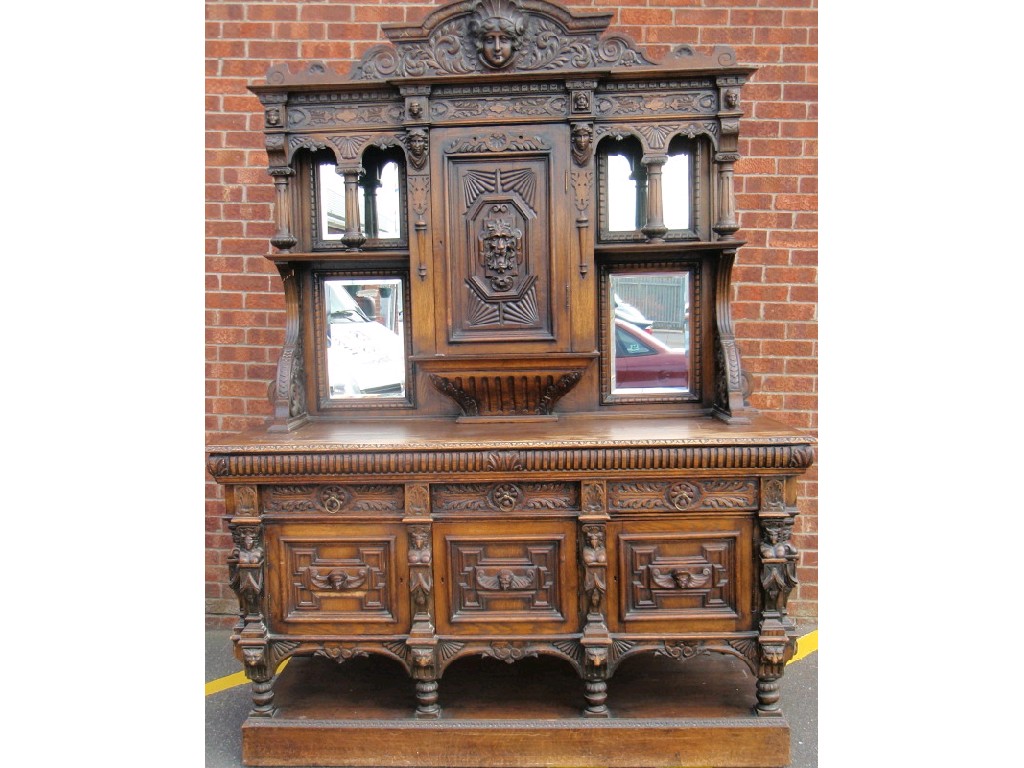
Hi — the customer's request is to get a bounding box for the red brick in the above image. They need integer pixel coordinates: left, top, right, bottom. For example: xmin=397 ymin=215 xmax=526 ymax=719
xmin=742 ymin=175 xmax=798 ymax=193
xmin=781 ymin=121 xmax=817 ymax=139
xmin=767 ymin=231 xmax=818 ymax=249
xmin=735 ymin=157 xmax=775 ymax=174
xmin=783 ymin=46 xmax=818 ymax=64
xmin=794 ymin=213 xmax=817 ymax=229
xmin=674 ymin=8 xmax=730 ymax=26
xmin=700 ymin=27 xmax=754 ymax=45
xmin=248 ymin=41 xmax=301 ymax=59
xmin=755 ymin=28 xmax=808 ymax=46
xmin=731 ymin=45 xmax=782 ymax=64
xmin=774 ymin=194 xmax=817 ymax=211
xmin=206 ymin=3 xmax=243 ymax=22
xmin=245 ymin=5 xmax=297 ymax=22
xmin=301 ymin=5 xmax=354 ymax=23
xmin=207 ymin=40 xmax=246 ymax=59
xmin=764 ymin=302 xmax=816 ymax=322
xmin=354 ymin=5 xmax=406 ymax=23
xmin=754 ymin=102 xmax=807 ymax=120
xmin=620 ymin=9 xmax=674 ymax=26
xmin=276 ymin=22 xmax=327 ymax=40
xmin=778 ymin=158 xmax=817 ymax=175
xmin=219 ymin=22 xmax=274 ymax=39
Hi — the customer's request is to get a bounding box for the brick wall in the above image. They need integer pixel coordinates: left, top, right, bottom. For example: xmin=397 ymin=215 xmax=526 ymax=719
xmin=205 ymin=0 xmax=819 ymax=623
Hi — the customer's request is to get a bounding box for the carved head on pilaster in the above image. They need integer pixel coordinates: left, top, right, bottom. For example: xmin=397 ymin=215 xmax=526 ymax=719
xmin=405 ymin=128 xmax=429 ymax=171
xmin=571 ymin=122 xmax=594 ymax=166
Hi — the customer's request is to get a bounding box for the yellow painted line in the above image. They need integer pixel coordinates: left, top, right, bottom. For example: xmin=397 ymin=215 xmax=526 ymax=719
xmin=205 ymin=658 xmax=289 ymax=697
xmin=205 ymin=631 xmax=816 ymax=696
xmin=789 ymin=629 xmax=818 ymax=664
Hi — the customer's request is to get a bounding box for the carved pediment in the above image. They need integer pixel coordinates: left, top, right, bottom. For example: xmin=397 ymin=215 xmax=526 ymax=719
xmin=354 ymin=0 xmax=650 ymax=79
xmin=261 ymin=1 xmax=747 ymax=86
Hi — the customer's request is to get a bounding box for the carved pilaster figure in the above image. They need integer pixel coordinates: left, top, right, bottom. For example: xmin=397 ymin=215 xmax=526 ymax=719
xmin=571 ymin=122 xmax=593 ymax=167
xmin=229 ymin=524 xmax=265 ymax=619
xmin=404 ymin=127 xmax=429 ymax=171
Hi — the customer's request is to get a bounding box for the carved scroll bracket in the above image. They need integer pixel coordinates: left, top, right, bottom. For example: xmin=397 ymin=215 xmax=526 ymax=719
xmin=712 ymin=248 xmax=752 ymax=424
xmin=268 ymin=266 xmax=308 ymax=432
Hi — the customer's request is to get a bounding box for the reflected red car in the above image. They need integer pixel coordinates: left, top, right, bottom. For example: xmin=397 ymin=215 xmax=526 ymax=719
xmin=614 ymin=319 xmax=689 ymax=389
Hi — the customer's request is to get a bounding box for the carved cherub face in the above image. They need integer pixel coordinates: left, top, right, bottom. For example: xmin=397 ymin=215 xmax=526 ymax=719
xmin=497 ymin=569 xmax=515 ymax=590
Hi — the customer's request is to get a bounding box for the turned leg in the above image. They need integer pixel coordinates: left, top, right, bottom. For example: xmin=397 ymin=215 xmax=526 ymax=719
xmin=756 ymin=674 xmax=782 ymax=716
xmin=415 ymin=679 xmax=441 ymax=719
xmin=584 ymin=678 xmax=609 ymax=717
xmin=250 ymin=676 xmax=276 ymax=717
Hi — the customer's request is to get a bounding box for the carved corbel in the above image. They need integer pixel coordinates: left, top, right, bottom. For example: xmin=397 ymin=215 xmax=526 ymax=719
xmin=712 ymin=247 xmax=753 ymax=423
xmin=267 ymin=267 xmax=308 ymax=432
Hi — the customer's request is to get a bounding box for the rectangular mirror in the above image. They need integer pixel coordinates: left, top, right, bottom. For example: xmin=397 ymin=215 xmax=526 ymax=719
xmin=323 ymin=277 xmax=407 ymax=399
xmin=607 ymin=270 xmax=692 ymax=398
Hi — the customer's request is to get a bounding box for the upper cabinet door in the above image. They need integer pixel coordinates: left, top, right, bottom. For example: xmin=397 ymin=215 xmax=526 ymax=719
xmin=432 ymin=124 xmax=571 ymax=352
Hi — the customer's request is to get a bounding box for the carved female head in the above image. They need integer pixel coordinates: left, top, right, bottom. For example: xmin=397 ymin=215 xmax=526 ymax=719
xmin=469 ymin=0 xmax=527 ymax=69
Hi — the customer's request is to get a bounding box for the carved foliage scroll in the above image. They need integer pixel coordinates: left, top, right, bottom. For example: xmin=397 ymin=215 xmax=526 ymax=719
xmin=608 ymin=478 xmax=758 ymax=513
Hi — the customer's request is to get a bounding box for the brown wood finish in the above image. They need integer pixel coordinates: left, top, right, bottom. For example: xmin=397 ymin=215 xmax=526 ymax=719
xmin=209 ymin=1 xmax=814 ymax=765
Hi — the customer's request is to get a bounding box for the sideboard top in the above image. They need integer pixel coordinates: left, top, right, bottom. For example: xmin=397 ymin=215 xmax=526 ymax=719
xmin=207 ymin=413 xmax=813 ymax=454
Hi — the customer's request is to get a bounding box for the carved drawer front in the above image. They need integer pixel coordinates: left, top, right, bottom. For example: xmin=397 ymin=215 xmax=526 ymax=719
xmin=431 ymin=481 xmax=579 ymax=517
xmin=434 ymin=520 xmax=577 ymax=635
xmin=607 ymin=478 xmax=759 ymax=516
xmin=612 ymin=517 xmax=756 ymax=633
xmin=261 ymin=484 xmax=405 ymax=519
xmin=268 ymin=523 xmax=408 ymax=635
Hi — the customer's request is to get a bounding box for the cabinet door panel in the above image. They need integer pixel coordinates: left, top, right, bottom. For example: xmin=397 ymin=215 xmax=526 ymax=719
xmin=268 ymin=523 xmax=409 ymax=635
xmin=434 ymin=520 xmax=577 ymax=634
xmin=612 ymin=517 xmax=756 ymax=633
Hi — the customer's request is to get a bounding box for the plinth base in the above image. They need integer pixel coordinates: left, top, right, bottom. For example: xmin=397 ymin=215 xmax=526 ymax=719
xmin=242 ymin=652 xmax=790 ymax=767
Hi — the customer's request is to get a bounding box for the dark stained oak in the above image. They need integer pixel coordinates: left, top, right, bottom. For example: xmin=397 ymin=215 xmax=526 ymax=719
xmin=209 ymin=2 xmax=813 ymax=766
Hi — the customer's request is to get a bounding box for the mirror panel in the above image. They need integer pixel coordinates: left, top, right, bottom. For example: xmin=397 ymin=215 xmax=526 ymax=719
xmin=324 ymin=277 xmax=407 ymax=399
xmin=316 ymin=151 xmax=405 ymax=245
xmin=318 ymin=162 xmax=348 ymax=241
xmin=609 ymin=271 xmax=691 ymax=395
xmin=606 ymin=153 xmax=639 ymax=232
xmin=662 ymin=152 xmax=690 ymax=231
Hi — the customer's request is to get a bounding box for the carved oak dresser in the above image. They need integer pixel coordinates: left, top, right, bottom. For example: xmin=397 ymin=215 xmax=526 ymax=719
xmin=206 ymin=2 xmax=815 ymax=765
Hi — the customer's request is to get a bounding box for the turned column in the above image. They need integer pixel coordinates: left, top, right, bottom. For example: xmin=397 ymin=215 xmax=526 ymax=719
xmin=339 ymin=165 xmax=366 ymax=250
xmin=713 ymin=151 xmax=740 ymax=241
xmin=640 ymin=154 xmax=668 ymax=242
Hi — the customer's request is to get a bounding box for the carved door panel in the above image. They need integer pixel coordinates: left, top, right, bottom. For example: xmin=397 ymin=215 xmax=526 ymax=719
xmin=610 ymin=517 xmax=756 ymax=634
xmin=266 ymin=522 xmax=409 ymax=635
xmin=431 ymin=125 xmax=571 ymax=352
xmin=433 ymin=519 xmax=577 ymax=635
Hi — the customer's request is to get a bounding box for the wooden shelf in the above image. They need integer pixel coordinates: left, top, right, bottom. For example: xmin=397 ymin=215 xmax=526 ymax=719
xmin=242 ymin=652 xmax=790 ymax=767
